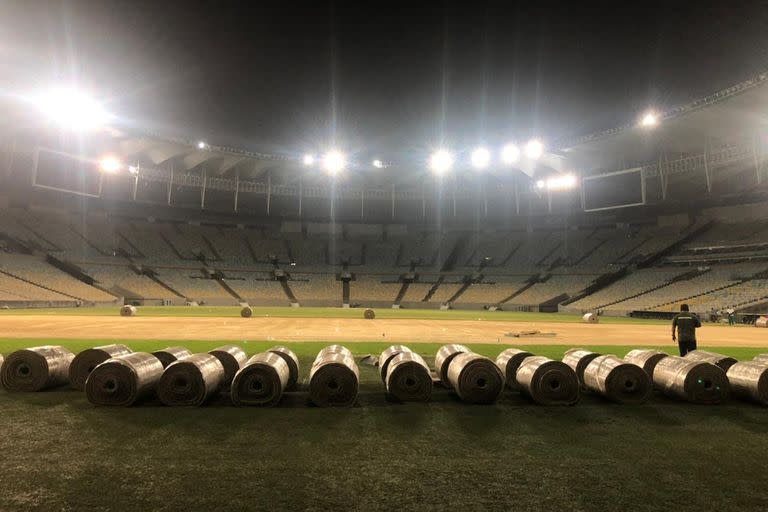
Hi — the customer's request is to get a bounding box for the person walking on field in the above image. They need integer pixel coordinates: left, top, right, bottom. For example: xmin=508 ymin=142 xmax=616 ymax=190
xmin=672 ymin=304 xmax=702 ymax=356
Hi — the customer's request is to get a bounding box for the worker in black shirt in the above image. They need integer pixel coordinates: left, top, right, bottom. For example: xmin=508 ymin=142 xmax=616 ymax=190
xmin=672 ymin=304 xmax=702 ymax=356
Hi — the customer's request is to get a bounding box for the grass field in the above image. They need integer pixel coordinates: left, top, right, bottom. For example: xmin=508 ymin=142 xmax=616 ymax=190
xmin=1 ymin=309 xmax=767 ymax=511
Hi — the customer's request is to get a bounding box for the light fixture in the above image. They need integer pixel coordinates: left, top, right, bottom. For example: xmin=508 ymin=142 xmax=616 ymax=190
xmin=429 ymin=149 xmax=453 ymax=175
xmin=536 ymin=180 xmax=546 ymax=189
xmin=524 ymin=139 xmax=545 ymax=160
xmin=99 ymin=157 xmax=122 ymax=174
xmin=128 ymin=165 xmax=139 ymax=175
xmin=33 ymin=87 xmax=109 ymax=131
xmin=640 ymin=111 xmax=659 ymax=128
xmin=303 ymin=154 xmax=315 ymax=166
xmin=197 ymin=141 xmax=207 ymax=149
xmin=322 ymin=149 xmax=346 ymax=175
xmin=372 ymin=159 xmax=384 ymax=169
xmin=470 ymin=147 xmax=491 ymax=169
xmin=501 ymin=143 xmax=520 ymax=164
xmin=539 ymin=174 xmax=577 ymax=191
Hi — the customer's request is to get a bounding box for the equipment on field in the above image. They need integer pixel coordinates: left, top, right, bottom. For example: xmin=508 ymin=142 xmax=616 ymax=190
xmin=684 ymin=350 xmax=738 ymax=371
xmin=240 ymin=306 xmax=253 ymax=318
xmin=208 ymin=345 xmax=248 ymax=387
xmin=495 ymin=348 xmax=534 ymax=390
xmin=309 ymin=345 xmax=359 ymax=407
xmin=267 ymin=346 xmax=300 ymax=390
xmin=378 ymin=345 xmax=413 ymax=382
xmin=755 ymin=316 xmax=768 ymax=328
xmin=85 ymin=352 xmax=164 ymax=406
xmin=652 ymin=356 xmax=729 ymax=404
xmin=232 ymin=352 xmax=291 ymax=406
xmin=515 ymin=356 xmax=580 ymax=406
xmin=69 ymin=344 xmax=133 ymax=391
xmin=446 ymin=352 xmax=505 ymax=404
xmin=385 ymin=352 xmax=432 ymax=402
xmin=151 ymin=347 xmax=193 ymax=368
xmin=434 ymin=344 xmax=470 ymax=387
xmin=364 ymin=308 xmax=376 ymax=319
xmin=562 ymin=348 xmax=601 ymax=387
xmin=624 ymin=349 xmax=669 ymax=381
xmin=120 ymin=305 xmax=137 ymax=317
xmin=582 ymin=312 xmax=599 ymax=323
xmin=158 ymin=354 xmax=225 ymax=406
xmin=726 ymin=361 xmax=768 ymax=405
xmin=0 ymin=345 xmax=74 ymax=391
xmin=582 ymin=355 xmax=652 ymax=404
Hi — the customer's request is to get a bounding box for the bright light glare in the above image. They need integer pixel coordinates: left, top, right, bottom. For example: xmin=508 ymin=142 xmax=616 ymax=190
xmin=429 ymin=149 xmax=454 ymax=174
xmin=470 ymin=147 xmax=491 ymax=169
xmin=303 ymin=154 xmax=315 ymax=166
xmin=99 ymin=157 xmax=122 ymax=174
xmin=322 ymin=150 xmax=346 ymax=175
xmin=197 ymin=141 xmax=207 ymax=149
xmin=545 ymin=174 xmax=577 ymax=191
xmin=128 ymin=165 xmax=139 ymax=175
xmin=501 ymin=143 xmax=520 ymax=164
xmin=33 ymin=87 xmax=108 ymax=131
xmin=536 ymin=180 xmax=546 ymax=189
xmin=372 ymin=159 xmax=384 ymax=169
xmin=640 ymin=111 xmax=659 ymax=128
xmin=524 ymin=139 xmax=545 ymax=160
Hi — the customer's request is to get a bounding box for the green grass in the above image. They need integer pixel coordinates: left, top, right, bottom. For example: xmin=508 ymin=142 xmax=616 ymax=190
xmin=1 ymin=340 xmax=767 ymax=511
xmin=0 ymin=305 xmax=675 ymax=324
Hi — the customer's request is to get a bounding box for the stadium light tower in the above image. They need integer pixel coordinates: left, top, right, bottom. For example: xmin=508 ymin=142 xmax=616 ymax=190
xmin=322 ymin=150 xmax=346 ymax=175
xmin=470 ymin=147 xmax=491 ymax=170
xmin=640 ymin=111 xmax=659 ymax=128
xmin=33 ymin=87 xmax=109 ymax=131
xmin=501 ymin=143 xmax=520 ymax=165
xmin=524 ymin=139 xmax=545 ymax=160
xmin=429 ymin=149 xmax=453 ymax=175
xmin=303 ymin=154 xmax=315 ymax=166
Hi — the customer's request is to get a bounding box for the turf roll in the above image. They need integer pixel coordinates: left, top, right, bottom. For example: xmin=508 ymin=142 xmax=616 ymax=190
xmin=208 ymin=345 xmax=248 ymax=387
xmin=582 ymin=355 xmax=652 ymax=404
xmin=624 ymin=349 xmax=669 ymax=380
xmin=446 ymin=352 xmax=504 ymax=404
xmin=309 ymin=345 xmax=359 ymax=407
xmin=754 ymin=354 xmax=768 ymax=364
xmin=516 ymin=356 xmax=580 ymax=406
xmin=85 ymin=352 xmax=163 ymax=406
xmin=158 ymin=354 xmax=225 ymax=406
xmin=434 ymin=344 xmax=470 ymax=387
xmin=653 ymin=356 xmax=729 ymax=404
xmin=69 ymin=344 xmax=133 ymax=391
xmin=231 ymin=352 xmax=291 ymax=406
xmin=378 ymin=344 xmax=413 ymax=382
xmin=385 ymin=352 xmax=432 ymax=402
xmin=240 ymin=306 xmax=253 ymax=318
xmin=562 ymin=348 xmax=601 ymax=387
xmin=364 ymin=308 xmax=376 ymax=319
xmin=495 ymin=348 xmax=534 ymax=390
xmin=726 ymin=361 xmax=768 ymax=405
xmin=267 ymin=346 xmax=300 ymax=390
xmin=1 ymin=345 xmax=74 ymax=392
xmin=151 ymin=346 xmax=193 ymax=368
xmin=684 ymin=350 xmax=738 ymax=371
xmin=120 ymin=305 xmax=137 ymax=317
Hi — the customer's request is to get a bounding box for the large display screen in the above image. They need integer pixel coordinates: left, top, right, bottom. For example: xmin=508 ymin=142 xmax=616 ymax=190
xmin=582 ymin=168 xmax=645 ymax=212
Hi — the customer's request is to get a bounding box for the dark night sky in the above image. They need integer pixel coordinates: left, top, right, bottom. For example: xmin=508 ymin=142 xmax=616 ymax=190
xmin=3 ymin=1 xmax=768 ymax=161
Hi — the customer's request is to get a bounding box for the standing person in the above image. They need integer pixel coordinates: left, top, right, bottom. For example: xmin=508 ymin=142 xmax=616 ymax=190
xmin=727 ymin=308 xmax=735 ymax=325
xmin=672 ymin=304 xmax=702 ymax=356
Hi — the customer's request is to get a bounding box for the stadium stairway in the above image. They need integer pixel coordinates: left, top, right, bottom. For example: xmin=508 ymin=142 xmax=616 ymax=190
xmin=394 ymin=281 xmax=409 ymax=306
xmin=0 ymin=268 xmax=85 ymax=302
xmin=496 ymin=275 xmax=539 ymax=307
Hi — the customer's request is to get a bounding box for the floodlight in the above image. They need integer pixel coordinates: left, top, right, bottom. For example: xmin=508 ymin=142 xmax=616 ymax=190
xmin=640 ymin=111 xmax=659 ymax=128
xmin=501 ymin=143 xmax=520 ymax=165
xmin=33 ymin=87 xmax=109 ymax=131
xmin=524 ymin=139 xmax=544 ymax=160
xmin=545 ymin=174 xmax=577 ymax=191
xmin=536 ymin=180 xmax=546 ymax=189
xmin=322 ymin=150 xmax=346 ymax=175
xmin=99 ymin=157 xmax=122 ymax=174
xmin=470 ymin=147 xmax=491 ymax=169
xmin=128 ymin=165 xmax=139 ymax=175
xmin=303 ymin=154 xmax=315 ymax=166
xmin=197 ymin=141 xmax=207 ymax=149
xmin=429 ymin=149 xmax=453 ymax=174
xmin=372 ymin=159 xmax=384 ymax=169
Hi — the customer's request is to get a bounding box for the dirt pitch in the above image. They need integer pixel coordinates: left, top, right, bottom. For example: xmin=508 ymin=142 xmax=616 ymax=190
xmin=1 ymin=314 xmax=767 ymax=347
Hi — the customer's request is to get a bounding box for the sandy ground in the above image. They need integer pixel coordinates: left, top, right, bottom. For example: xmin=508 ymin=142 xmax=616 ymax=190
xmin=0 ymin=315 xmax=767 ymax=347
